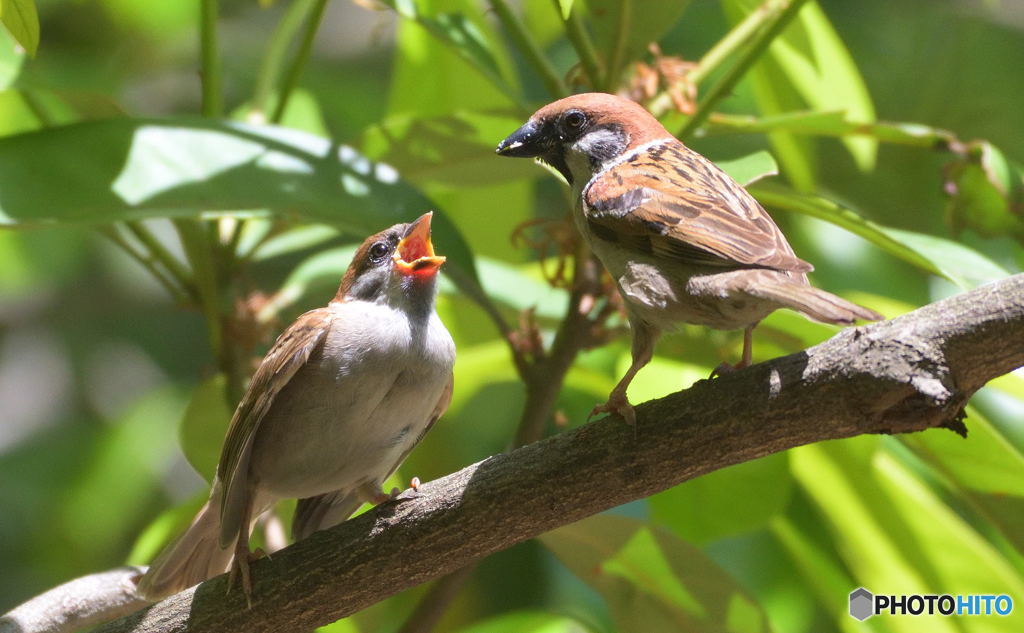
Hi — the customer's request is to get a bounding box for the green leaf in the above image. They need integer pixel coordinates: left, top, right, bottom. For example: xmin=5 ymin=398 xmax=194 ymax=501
xmin=0 ymin=27 xmax=23 ymax=89
xmin=650 ymin=453 xmax=792 ymax=545
xmin=791 ymin=438 xmax=1024 ymax=629
xmin=126 ymin=493 xmax=205 ymax=565
xmin=316 ymin=617 xmax=361 ymax=633
xmin=751 ymin=185 xmax=1013 ymax=289
xmin=61 ymin=387 xmax=188 ymax=561
xmin=707 ymin=110 xmax=960 ymax=150
xmin=557 ymin=0 xmax=574 ymax=20
xmin=541 ymin=514 xmax=770 ymax=633
xmin=902 ymin=406 xmax=1024 ymax=498
xmin=252 ymin=224 xmax=341 ymax=261
xmin=456 ymin=611 xmax=592 ymax=633
xmin=584 ymin=0 xmax=692 ymax=67
xmin=179 ymin=374 xmax=232 ymax=483
xmin=0 ymin=117 xmax=483 ymax=294
xmin=361 ymin=110 xmax=539 ymax=187
xmin=945 ymin=141 xmax=1024 ymax=243
xmin=880 ymin=227 xmax=1011 ymax=289
xmin=380 ymin=0 xmax=509 ymax=95
xmin=0 ymin=0 xmax=39 ymax=57
xmin=715 ymin=150 xmax=778 ymax=187
xmin=770 ymin=514 xmax=889 ymax=633
xmin=722 ymin=0 xmax=877 ymax=180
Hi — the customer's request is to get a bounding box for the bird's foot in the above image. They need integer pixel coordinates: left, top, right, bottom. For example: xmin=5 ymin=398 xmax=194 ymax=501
xmin=588 ymin=392 xmax=637 ymax=429
xmin=709 ymin=359 xmax=749 ymax=379
xmin=360 ymin=482 xmax=418 ymax=506
xmin=227 ymin=545 xmax=264 ymax=608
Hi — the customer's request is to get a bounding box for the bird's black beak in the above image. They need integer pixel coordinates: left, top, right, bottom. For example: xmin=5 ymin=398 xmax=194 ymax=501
xmin=496 ymin=120 xmax=545 ymax=158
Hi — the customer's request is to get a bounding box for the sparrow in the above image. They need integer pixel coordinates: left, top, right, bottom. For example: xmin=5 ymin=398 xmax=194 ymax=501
xmin=137 ymin=212 xmax=455 ymax=601
xmin=496 ymin=93 xmax=881 ymax=426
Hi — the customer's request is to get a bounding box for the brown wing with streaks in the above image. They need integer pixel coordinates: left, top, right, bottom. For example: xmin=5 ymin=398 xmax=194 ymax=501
xmin=583 ymin=141 xmax=813 ymax=272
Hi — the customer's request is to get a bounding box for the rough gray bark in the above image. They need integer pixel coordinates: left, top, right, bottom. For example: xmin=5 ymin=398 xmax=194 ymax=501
xmin=37 ymin=275 xmax=1024 ymax=633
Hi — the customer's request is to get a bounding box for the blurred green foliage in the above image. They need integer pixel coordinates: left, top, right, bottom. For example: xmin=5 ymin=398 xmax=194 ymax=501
xmin=0 ymin=1 xmax=1022 ymax=632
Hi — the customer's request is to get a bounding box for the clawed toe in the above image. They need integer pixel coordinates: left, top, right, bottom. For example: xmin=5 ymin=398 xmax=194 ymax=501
xmin=227 ymin=548 xmax=257 ymax=608
xmin=588 ymin=395 xmax=636 ymax=429
xmin=709 ymin=360 xmax=749 ymax=379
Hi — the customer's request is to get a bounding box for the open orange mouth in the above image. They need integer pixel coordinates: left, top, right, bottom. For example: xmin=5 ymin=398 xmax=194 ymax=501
xmin=394 ymin=211 xmax=446 ymax=277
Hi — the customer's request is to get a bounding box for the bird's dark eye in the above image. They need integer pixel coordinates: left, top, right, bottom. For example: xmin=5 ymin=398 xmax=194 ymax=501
xmin=564 ymin=111 xmax=586 ymax=130
xmin=368 ymin=241 xmax=390 ymax=263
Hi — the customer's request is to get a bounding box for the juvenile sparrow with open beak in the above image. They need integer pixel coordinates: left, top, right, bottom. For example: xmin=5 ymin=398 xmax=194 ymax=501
xmin=497 ymin=93 xmax=880 ymax=426
xmin=137 ymin=212 xmax=455 ymax=601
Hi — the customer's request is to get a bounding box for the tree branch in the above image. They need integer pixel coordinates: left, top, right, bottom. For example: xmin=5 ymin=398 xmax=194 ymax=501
xmin=19 ymin=275 xmax=1024 ymax=633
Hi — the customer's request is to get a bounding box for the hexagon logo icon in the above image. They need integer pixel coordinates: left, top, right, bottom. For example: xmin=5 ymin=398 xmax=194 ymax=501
xmin=849 ymin=587 xmax=874 ymax=621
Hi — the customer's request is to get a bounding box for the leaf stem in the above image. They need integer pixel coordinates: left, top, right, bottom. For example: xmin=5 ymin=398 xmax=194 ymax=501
xmin=252 ymin=0 xmax=316 ymax=119
xmin=199 ymin=0 xmax=224 ymax=117
xmin=556 ymin=0 xmax=603 ymax=90
xmin=98 ymin=227 xmax=190 ymax=304
xmin=678 ymin=0 xmax=809 ymax=140
xmin=604 ymin=0 xmax=632 ymax=92
xmin=124 ymin=221 xmax=199 ymax=302
xmin=271 ymin=0 xmax=329 ymax=124
xmin=490 ymin=0 xmax=568 ymax=98
xmin=691 ymin=0 xmax=779 ymax=86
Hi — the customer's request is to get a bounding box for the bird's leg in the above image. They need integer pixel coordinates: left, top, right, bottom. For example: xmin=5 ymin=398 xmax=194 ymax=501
xmin=355 ymin=482 xmax=395 ymax=505
xmin=711 ymin=323 xmax=757 ymax=378
xmin=226 ymin=498 xmax=254 ymax=608
xmin=590 ymin=321 xmax=657 ymax=428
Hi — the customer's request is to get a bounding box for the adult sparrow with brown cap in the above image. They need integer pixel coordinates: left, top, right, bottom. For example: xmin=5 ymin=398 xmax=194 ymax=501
xmin=497 ymin=93 xmax=880 ymax=426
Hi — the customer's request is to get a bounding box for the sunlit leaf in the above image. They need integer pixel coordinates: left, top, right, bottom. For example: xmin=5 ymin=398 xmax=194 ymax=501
xmin=316 ymin=616 xmax=360 ymax=633
xmin=380 ymin=0 xmax=509 ymax=94
xmin=650 ymin=453 xmax=792 ymax=545
xmin=557 ymin=0 xmax=574 ymax=20
xmin=902 ymin=406 xmax=1024 ymax=498
xmin=0 ymin=118 xmax=484 ymax=296
xmin=880 ymin=227 xmax=1011 ymax=289
xmin=715 ymin=150 xmax=778 ymax=187
xmin=770 ymin=514 xmax=889 ymax=633
xmin=791 ymin=438 xmax=1024 ymax=632
xmin=751 ymin=184 xmax=1015 ymax=289
xmin=455 ymin=610 xmax=592 ymax=633
xmin=721 ymin=0 xmax=877 ymax=183
xmin=0 ymin=27 xmax=23 ymax=89
xmin=541 ymin=514 xmax=770 ymax=633
xmin=0 ymin=0 xmax=39 ymax=57
xmin=179 ymin=373 xmax=232 ymax=483
xmin=708 ymin=110 xmax=960 ymax=150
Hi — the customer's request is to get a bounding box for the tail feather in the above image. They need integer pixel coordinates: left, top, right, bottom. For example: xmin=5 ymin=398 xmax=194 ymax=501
xmin=754 ymin=282 xmax=882 ymax=325
xmin=136 ymin=491 xmax=233 ymax=600
xmin=293 ymin=490 xmax=363 ymax=542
